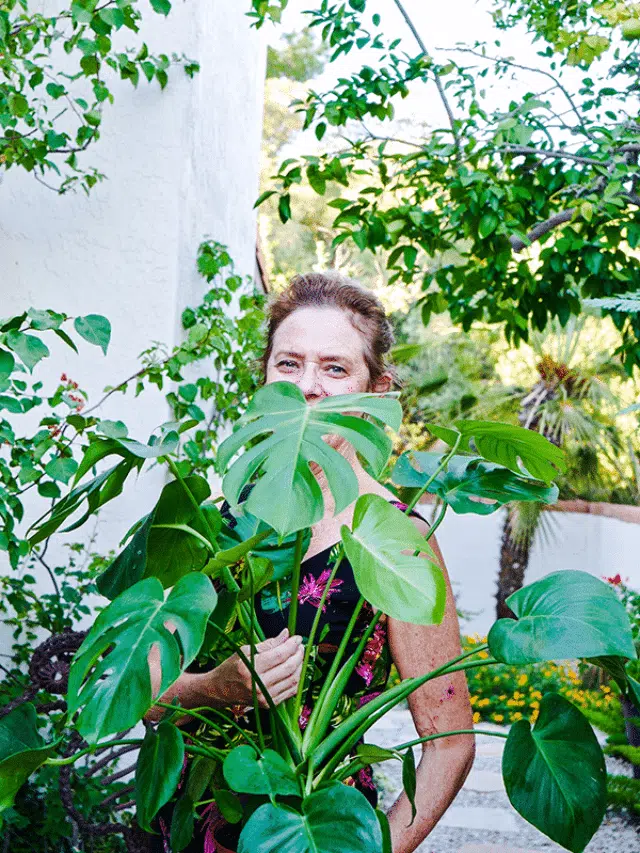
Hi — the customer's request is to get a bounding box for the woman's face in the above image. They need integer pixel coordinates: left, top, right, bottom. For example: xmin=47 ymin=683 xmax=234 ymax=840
xmin=265 ymin=306 xmax=388 ymax=402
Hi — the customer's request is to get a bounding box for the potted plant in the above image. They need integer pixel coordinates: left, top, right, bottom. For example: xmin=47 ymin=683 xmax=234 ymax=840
xmin=1 ymin=380 xmax=638 ymax=853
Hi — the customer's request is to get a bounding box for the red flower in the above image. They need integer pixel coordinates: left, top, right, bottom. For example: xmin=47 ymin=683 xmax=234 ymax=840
xmin=60 ymin=373 xmax=67 ymax=382
xmin=606 ymin=574 xmax=622 ymax=585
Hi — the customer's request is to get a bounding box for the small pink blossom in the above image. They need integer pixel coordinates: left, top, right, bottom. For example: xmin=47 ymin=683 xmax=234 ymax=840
xmin=299 ymin=705 xmax=312 ymax=730
xmin=298 ymin=569 xmax=343 ymax=611
xmin=358 ymin=766 xmax=376 ymax=791
xmin=355 ymin=622 xmax=387 ymax=685
xmin=358 ymin=691 xmax=381 ymax=708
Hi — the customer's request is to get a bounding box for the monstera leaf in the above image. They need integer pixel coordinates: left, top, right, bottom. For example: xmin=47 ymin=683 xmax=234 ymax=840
xmin=503 ymin=693 xmax=606 ymax=852
xmin=392 ymin=452 xmax=558 ymax=514
xmin=237 ymin=782 xmax=382 ymax=853
xmin=97 ymin=475 xmax=218 ymax=598
xmin=67 ymin=574 xmax=217 ymax=742
xmin=217 ymin=382 xmax=402 ymax=536
xmin=488 ymin=570 xmax=636 ymax=664
xmin=0 ymin=704 xmax=57 ymax=821
xmin=341 ymin=495 xmax=445 ymax=625
xmin=426 ymin=420 xmax=566 ymax=485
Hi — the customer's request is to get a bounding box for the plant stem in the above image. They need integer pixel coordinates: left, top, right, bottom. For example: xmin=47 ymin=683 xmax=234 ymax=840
xmin=247 ymin=557 xmax=265 ymax=751
xmin=393 ymin=728 xmax=508 ymax=752
xmin=426 ymin=500 xmax=447 ymax=539
xmin=404 ymin=433 xmax=462 ymax=515
xmin=292 ymin=550 xmax=345 ymax=725
xmin=153 ymin=701 xmax=252 ymax=749
xmin=288 ymin=529 xmax=305 ymax=637
xmin=46 ymin=739 xmax=142 ymax=766
xmin=166 ymin=457 xmax=217 ymax=544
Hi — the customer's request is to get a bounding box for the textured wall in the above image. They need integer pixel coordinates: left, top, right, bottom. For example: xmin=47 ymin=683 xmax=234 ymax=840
xmin=422 ymin=507 xmax=640 ymax=637
xmin=0 ymin=2 xmax=266 ymax=643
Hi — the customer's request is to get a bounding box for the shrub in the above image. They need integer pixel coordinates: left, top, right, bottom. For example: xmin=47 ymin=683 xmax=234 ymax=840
xmin=606 ymin=775 xmax=640 ymax=816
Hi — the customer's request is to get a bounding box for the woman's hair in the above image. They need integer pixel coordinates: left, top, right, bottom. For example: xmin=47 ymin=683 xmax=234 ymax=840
xmin=262 ymin=272 xmax=395 ymax=386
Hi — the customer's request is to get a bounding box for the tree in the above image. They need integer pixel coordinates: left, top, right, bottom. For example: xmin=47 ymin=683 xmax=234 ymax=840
xmin=0 ymin=0 xmax=198 ymax=193
xmin=254 ymin=0 xmax=640 ymax=370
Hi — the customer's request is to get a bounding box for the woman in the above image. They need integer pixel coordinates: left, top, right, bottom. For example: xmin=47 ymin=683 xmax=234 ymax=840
xmin=148 ymin=273 xmax=475 ymax=853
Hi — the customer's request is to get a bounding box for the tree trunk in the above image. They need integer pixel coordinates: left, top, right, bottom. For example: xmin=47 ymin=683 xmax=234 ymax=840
xmin=496 ymin=506 xmax=532 ymax=618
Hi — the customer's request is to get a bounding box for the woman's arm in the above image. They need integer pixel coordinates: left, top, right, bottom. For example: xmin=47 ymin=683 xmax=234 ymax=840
xmin=386 ymin=526 xmax=475 ymax=853
xmin=145 ymin=628 xmax=304 ymax=723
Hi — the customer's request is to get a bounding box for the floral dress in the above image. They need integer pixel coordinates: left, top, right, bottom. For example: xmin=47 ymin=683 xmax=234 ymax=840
xmin=153 ymin=499 xmax=420 ymax=852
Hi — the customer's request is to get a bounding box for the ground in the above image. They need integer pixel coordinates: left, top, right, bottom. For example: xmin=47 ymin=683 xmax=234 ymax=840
xmin=369 ymin=707 xmax=639 ymax=853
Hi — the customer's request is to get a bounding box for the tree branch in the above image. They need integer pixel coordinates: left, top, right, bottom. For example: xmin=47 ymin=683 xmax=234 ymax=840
xmin=393 ymin=0 xmax=462 ymax=162
xmin=502 ymin=145 xmax=602 ymax=166
xmin=509 ymin=209 xmax=575 ymax=252
xmin=446 ymin=46 xmax=596 ymax=142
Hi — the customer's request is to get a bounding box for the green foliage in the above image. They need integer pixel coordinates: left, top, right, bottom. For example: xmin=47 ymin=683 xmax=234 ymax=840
xmin=218 ymin=382 xmax=402 ymax=535
xmin=341 ymin=494 xmax=445 ymax=625
xmin=393 ymin=451 xmax=559 ymax=514
xmin=0 ymin=0 xmax=198 ymax=193
xmin=135 ymin=722 xmax=185 ymax=831
xmin=489 ymin=570 xmax=637 ymax=664
xmin=267 ymin=30 xmax=329 ymax=82
xmin=0 ymin=704 xmax=57 ymax=823
xmin=238 ymin=782 xmax=383 ymax=853
xmin=259 ymin=0 xmax=640 ymax=370
xmin=604 ymin=743 xmax=640 ymax=767
xmin=503 ymin=693 xmax=606 ymax=853
xmin=67 ymin=573 xmax=217 ymax=742
xmin=606 ymin=773 xmax=640 ymax=816
xmin=223 ymin=746 xmax=301 ymax=797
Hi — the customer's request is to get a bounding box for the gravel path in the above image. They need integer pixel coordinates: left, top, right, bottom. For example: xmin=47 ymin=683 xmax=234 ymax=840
xmin=367 ymin=708 xmax=639 ymax=853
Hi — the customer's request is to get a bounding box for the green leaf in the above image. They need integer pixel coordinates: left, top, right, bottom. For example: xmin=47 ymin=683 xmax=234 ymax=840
xmin=45 ymin=456 xmax=79 ymax=485
xmin=67 ymin=573 xmax=217 ymax=742
xmin=237 ymin=782 xmax=383 ymax=853
xmin=392 ymin=452 xmax=559 ymax=515
xmin=135 ymin=722 xmax=185 ymax=831
xmin=218 ymin=382 xmax=402 ymax=536
xmin=74 ymin=314 xmax=111 ymax=355
xmin=0 ymin=396 xmax=22 ymax=414
xmin=402 ymin=747 xmax=417 ymax=824
xmin=238 ymin=555 xmax=274 ymax=602
xmin=434 ymin=421 xmax=566 ymax=485
xmin=376 ymin=809 xmax=392 ymax=853
xmin=341 ymin=494 xmax=446 ymax=625
xmin=150 ymin=0 xmax=171 ymax=14
xmin=223 ymin=746 xmax=301 ymax=797
xmin=53 ymin=328 xmax=79 ymax=353
xmin=27 ymin=309 xmax=64 ymax=330
xmin=170 ymin=794 xmax=195 ymax=851
xmin=5 ymin=331 xmax=49 ymax=371
xmin=116 ymin=432 xmax=179 ymax=458
xmin=355 ymin=744 xmax=399 ymax=764
xmin=502 ymin=693 xmax=606 ymax=852
xmin=96 ymin=419 xmax=128 ymax=439
xmin=0 ymin=704 xmax=57 ymax=818
xmin=0 ymin=350 xmax=14 ymax=379
xmin=488 ymin=570 xmax=636 ymax=664
xmin=216 ymin=504 xmax=311 ymax=582
xmin=478 ymin=213 xmax=498 ymax=238
xmin=97 ymin=475 xmax=212 ymax=597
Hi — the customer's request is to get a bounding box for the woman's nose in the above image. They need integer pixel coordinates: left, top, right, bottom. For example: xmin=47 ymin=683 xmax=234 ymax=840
xmin=298 ymin=364 xmax=324 ymax=400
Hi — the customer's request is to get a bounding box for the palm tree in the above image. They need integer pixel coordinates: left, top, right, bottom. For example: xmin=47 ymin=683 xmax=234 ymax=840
xmin=496 ymin=316 xmax=638 ymax=617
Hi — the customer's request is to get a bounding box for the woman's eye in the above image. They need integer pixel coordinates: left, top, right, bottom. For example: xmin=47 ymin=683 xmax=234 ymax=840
xmin=277 ymin=360 xmax=299 ymax=370
xmin=326 ymin=365 xmax=346 ymax=375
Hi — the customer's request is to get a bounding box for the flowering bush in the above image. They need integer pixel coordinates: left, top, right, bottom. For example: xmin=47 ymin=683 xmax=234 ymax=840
xmin=462 ymin=636 xmax=625 ymax=735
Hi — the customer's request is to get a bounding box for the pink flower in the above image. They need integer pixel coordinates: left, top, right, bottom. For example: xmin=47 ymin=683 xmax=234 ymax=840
xmin=358 ymin=691 xmax=381 ymax=708
xmin=299 ymin=705 xmax=312 ymax=730
xmin=357 ymin=767 xmax=376 ymax=790
xmin=606 ymin=573 xmax=622 ymax=586
xmin=200 ymin=802 xmax=225 ymax=853
xmin=355 ymin=623 xmax=386 ymax=686
xmin=298 ymin=569 xmax=343 ymax=611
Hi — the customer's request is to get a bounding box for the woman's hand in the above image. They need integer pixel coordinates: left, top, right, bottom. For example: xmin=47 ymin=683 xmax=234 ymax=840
xmin=203 ymin=628 xmax=304 ymax=708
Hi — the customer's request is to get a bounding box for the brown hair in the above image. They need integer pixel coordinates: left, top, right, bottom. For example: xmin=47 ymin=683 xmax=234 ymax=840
xmin=262 ymin=272 xmax=395 ymax=387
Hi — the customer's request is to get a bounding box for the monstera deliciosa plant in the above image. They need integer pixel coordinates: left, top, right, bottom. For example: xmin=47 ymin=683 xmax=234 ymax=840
xmin=1 ymin=380 xmax=639 ymax=853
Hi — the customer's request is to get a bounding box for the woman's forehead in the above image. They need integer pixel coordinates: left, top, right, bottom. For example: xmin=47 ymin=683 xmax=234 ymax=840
xmin=272 ymin=307 xmax=366 ymax=360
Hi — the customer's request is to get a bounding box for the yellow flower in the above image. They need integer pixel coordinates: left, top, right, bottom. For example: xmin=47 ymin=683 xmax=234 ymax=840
xmin=530 ymin=700 xmax=540 ymax=709
xmin=601 ymin=685 xmax=611 ymax=694
xmin=470 ymin=695 xmax=478 ymax=706
xmin=493 ymin=714 xmax=504 ymax=722
xmin=518 ymin=673 xmax=528 ymax=686
xmin=499 ymin=695 xmax=507 ymax=701
xmin=478 ymin=651 xmax=489 ymax=659
xmin=511 ymin=712 xmax=523 ymax=721
xmin=473 ymin=711 xmax=481 ymax=724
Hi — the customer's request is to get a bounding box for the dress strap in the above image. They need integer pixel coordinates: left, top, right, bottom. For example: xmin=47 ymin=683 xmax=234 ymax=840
xmin=388 ymin=499 xmax=426 ymax=522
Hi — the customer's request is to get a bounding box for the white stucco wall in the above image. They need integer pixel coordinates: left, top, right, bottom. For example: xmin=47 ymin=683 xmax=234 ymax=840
xmin=425 ymin=507 xmax=640 ymax=637
xmin=0 ymin=2 xmax=266 ymax=648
